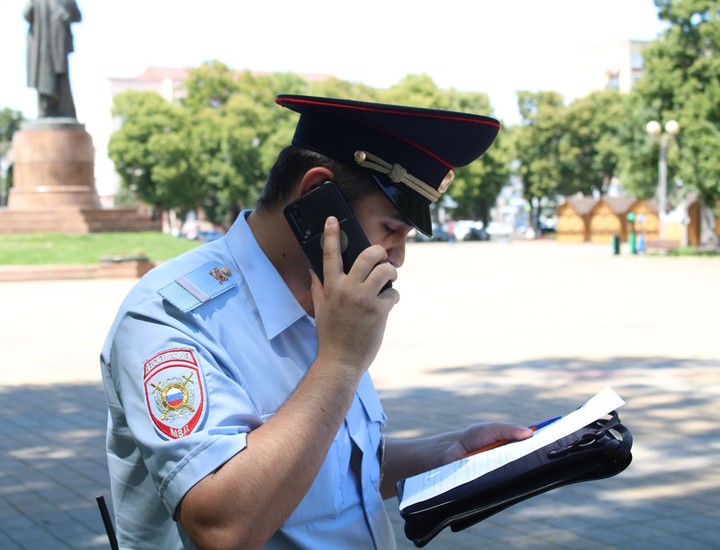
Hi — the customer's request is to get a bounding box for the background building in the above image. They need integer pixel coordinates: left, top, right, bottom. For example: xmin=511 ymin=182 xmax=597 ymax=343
xmin=570 ymin=40 xmax=650 ymax=98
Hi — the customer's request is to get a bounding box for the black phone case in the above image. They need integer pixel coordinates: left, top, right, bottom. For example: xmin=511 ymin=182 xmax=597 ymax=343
xmin=283 ymin=182 xmax=374 ymax=284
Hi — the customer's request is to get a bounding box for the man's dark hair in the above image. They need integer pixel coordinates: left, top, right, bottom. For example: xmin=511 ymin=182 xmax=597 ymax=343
xmin=256 ymin=145 xmax=377 ymax=212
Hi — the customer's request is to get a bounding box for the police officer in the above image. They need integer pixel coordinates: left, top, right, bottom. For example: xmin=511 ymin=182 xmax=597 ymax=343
xmin=100 ymin=95 xmax=532 ymax=549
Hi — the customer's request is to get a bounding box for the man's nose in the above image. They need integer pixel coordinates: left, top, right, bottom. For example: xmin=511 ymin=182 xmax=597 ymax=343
xmin=386 ymin=239 xmax=406 ymax=268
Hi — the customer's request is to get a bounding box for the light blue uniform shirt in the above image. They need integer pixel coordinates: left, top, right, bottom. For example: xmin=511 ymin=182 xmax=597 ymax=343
xmin=101 ymin=211 xmax=396 ymax=549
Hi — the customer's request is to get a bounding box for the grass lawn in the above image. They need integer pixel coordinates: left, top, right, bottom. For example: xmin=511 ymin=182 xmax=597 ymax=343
xmin=663 ymin=246 xmax=719 ymax=257
xmin=0 ymin=232 xmax=202 ymax=265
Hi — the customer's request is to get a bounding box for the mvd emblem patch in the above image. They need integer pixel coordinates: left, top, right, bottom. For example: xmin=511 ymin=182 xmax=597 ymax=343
xmin=144 ymin=349 xmax=206 ymax=439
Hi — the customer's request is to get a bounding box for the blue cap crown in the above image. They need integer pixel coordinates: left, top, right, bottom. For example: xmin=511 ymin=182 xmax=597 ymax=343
xmin=276 ymin=94 xmax=500 ymax=236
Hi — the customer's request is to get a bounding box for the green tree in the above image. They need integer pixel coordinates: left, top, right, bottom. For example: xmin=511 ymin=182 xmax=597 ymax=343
xmin=108 ymin=67 xmax=512 ymax=228
xmin=308 ymin=77 xmax=379 ymax=103
xmin=0 ymin=108 xmax=23 ymax=146
xmin=635 ymin=0 xmax=720 ymax=213
xmin=0 ymin=108 xmax=24 ymax=204
xmin=514 ymin=91 xmax=567 ymax=227
xmin=108 ymin=90 xmax=200 ymax=220
xmin=451 ymin=129 xmax=512 ymax=224
xmin=560 ymin=90 xmax=630 ymax=197
xmin=615 ymin=92 xmax=664 ymax=199
xmin=184 ymin=66 xmax=309 ymax=224
xmin=380 ymin=74 xmax=448 ymax=107
xmin=182 ymin=60 xmax=241 ymax=112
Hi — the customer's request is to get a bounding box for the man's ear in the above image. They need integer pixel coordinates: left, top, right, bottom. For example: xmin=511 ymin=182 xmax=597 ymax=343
xmin=297 ymin=167 xmax=335 ymax=196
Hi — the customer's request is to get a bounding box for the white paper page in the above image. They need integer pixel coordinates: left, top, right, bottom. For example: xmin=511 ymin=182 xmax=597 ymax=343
xmin=399 ymin=387 xmax=625 ymax=511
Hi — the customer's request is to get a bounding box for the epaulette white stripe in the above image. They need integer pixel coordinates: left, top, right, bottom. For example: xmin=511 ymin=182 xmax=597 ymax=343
xmin=176 ymin=275 xmax=210 ymax=303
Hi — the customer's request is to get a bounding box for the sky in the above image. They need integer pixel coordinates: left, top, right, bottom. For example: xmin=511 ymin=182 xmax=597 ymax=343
xmin=1 ymin=0 xmax=668 ymax=128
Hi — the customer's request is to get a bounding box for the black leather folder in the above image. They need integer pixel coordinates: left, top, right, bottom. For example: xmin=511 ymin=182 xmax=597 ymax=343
xmin=397 ymin=411 xmax=632 ymax=547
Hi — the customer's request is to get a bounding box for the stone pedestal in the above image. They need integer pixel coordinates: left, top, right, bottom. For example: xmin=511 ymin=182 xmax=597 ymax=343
xmin=0 ymin=118 xmax=161 ymax=235
xmin=8 ymin=118 xmax=100 ymax=209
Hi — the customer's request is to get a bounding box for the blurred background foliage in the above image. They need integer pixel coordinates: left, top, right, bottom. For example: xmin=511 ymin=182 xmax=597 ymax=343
xmin=3 ymin=0 xmax=719 ymax=230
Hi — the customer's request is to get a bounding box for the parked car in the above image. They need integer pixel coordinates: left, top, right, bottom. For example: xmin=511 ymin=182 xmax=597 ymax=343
xmin=539 ymin=216 xmax=557 ymax=234
xmin=412 ymin=221 xmax=489 ymax=242
xmin=451 ymin=220 xmax=471 ymax=241
xmin=449 ymin=220 xmax=490 ymax=242
xmin=486 ymin=221 xmax=514 ymax=238
xmin=463 ymin=226 xmax=490 ymax=241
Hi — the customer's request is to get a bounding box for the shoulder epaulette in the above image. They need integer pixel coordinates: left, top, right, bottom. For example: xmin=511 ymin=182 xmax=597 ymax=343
xmin=158 ymin=262 xmax=237 ymax=313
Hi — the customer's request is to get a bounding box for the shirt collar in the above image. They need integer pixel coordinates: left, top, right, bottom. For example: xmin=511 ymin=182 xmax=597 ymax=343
xmin=226 ymin=210 xmax=309 ymax=340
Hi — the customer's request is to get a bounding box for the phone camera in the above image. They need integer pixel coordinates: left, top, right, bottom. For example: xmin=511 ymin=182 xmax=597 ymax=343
xmin=291 ymin=207 xmax=312 ymax=239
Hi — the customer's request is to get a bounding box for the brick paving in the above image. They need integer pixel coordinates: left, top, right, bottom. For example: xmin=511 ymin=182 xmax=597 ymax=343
xmin=1 ymin=240 xmax=718 ymax=549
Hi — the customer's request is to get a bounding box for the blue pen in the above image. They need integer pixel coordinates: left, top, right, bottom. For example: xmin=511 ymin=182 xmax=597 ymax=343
xmin=463 ymin=415 xmax=564 ymax=458
xmin=530 ymin=415 xmax=563 ymax=432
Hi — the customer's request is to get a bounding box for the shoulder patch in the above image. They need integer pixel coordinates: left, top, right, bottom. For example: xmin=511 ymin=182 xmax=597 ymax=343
xmin=144 ymin=349 xmax=206 ymax=439
xmin=158 ymin=262 xmax=237 ymax=312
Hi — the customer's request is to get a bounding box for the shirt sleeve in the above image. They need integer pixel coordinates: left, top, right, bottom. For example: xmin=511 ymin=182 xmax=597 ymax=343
xmin=106 ymin=299 xmax=261 ymax=515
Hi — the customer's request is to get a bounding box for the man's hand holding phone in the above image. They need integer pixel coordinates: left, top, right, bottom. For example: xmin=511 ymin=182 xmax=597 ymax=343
xmin=311 ymin=216 xmax=399 ymax=373
xmin=283 ymin=181 xmax=393 ymax=292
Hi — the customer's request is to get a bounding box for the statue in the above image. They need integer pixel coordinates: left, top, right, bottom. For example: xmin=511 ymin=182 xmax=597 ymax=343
xmin=24 ymin=0 xmax=82 ymax=119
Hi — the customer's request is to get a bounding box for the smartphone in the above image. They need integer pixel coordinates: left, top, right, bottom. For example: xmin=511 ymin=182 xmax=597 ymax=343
xmin=283 ymin=181 xmax=391 ymax=290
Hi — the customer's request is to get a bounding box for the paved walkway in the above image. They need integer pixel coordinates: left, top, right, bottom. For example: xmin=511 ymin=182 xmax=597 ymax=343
xmin=1 ymin=240 xmax=718 ymax=549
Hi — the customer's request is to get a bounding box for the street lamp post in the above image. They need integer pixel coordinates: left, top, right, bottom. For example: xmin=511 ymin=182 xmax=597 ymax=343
xmin=646 ymin=119 xmax=680 ymax=241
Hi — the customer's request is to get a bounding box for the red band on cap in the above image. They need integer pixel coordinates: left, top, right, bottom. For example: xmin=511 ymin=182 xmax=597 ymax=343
xmin=276 ymin=96 xmax=501 ymax=129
